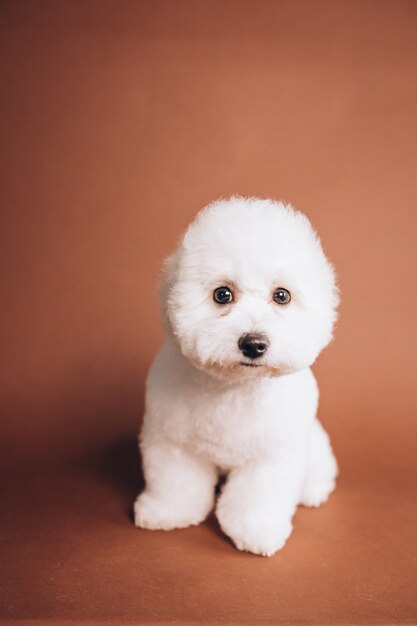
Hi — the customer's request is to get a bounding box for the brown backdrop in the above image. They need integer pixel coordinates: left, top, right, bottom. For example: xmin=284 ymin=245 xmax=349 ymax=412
xmin=1 ymin=1 xmax=416 ymax=624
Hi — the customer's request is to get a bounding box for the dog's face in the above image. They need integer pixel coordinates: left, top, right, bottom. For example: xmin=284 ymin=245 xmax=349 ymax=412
xmin=162 ymin=198 xmax=339 ymax=381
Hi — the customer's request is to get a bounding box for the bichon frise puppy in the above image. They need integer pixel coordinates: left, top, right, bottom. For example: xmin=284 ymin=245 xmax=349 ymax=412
xmin=134 ymin=197 xmax=339 ymax=556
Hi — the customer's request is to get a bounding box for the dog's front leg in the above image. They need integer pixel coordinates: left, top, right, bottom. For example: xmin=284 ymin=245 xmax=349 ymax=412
xmin=134 ymin=439 xmax=218 ymax=530
xmin=216 ymin=447 xmax=306 ymax=556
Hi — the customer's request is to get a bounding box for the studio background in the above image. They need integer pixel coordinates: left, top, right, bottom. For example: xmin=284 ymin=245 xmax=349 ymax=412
xmin=1 ymin=1 xmax=416 ymax=624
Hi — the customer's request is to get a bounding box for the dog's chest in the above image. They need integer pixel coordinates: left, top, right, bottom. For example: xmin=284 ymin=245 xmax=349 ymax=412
xmin=162 ymin=379 xmax=292 ymax=468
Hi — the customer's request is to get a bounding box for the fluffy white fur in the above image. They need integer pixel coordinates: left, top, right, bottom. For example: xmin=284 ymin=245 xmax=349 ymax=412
xmin=134 ymin=197 xmax=339 ymax=556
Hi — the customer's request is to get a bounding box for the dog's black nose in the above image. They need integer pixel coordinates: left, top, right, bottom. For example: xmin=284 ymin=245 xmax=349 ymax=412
xmin=238 ymin=333 xmax=269 ymax=359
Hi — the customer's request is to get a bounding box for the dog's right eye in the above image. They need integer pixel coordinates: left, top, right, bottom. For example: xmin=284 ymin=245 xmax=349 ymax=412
xmin=213 ymin=286 xmax=234 ymax=304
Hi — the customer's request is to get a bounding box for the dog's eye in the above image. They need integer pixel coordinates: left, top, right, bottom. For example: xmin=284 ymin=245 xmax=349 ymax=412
xmin=213 ymin=286 xmax=234 ymax=304
xmin=273 ymin=288 xmax=291 ymax=305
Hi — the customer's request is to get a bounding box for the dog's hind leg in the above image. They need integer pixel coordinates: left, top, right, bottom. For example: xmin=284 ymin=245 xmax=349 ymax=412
xmin=299 ymin=418 xmax=338 ymax=508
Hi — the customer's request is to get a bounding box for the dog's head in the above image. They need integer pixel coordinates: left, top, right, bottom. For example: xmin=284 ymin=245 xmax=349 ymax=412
xmin=160 ymin=197 xmax=339 ymax=381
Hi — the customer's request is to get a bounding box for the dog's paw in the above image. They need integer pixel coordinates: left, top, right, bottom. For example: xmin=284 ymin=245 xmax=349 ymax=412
xmin=216 ymin=504 xmax=292 ymax=557
xmin=134 ymin=492 xmax=205 ymax=530
xmin=299 ymin=479 xmax=335 ymax=508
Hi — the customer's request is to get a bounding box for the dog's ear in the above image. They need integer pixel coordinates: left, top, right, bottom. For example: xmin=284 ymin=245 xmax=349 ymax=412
xmin=157 ymin=248 xmax=181 ymax=334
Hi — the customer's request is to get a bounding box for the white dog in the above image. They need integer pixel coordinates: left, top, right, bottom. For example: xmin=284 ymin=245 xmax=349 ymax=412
xmin=134 ymin=197 xmax=339 ymax=556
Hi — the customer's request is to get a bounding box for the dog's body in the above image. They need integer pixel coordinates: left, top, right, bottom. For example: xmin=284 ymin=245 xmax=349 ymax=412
xmin=135 ymin=197 xmax=339 ymax=556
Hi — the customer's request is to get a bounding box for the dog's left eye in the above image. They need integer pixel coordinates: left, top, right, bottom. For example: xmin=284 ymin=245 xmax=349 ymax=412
xmin=213 ymin=286 xmax=234 ymax=304
xmin=273 ymin=287 xmax=291 ymax=305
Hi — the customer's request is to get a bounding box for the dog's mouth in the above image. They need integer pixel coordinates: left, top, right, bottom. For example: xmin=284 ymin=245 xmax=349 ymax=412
xmin=239 ymin=361 xmax=263 ymax=368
